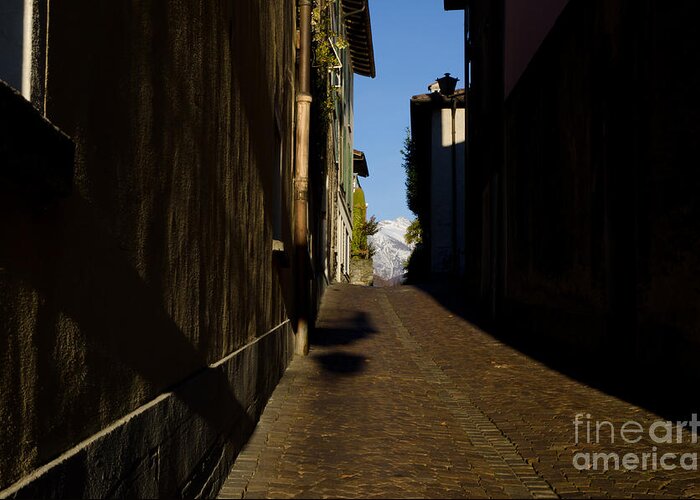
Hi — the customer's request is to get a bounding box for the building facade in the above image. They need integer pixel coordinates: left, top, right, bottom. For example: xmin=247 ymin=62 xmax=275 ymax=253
xmin=312 ymin=0 xmax=375 ymax=286
xmin=445 ymin=0 xmax=700 ymax=400
xmin=410 ymin=84 xmax=466 ymax=277
xmin=0 ymin=0 xmax=373 ymax=496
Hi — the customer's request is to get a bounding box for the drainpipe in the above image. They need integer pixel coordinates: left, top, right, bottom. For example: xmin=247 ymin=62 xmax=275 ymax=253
xmin=451 ymin=97 xmax=458 ymax=277
xmin=294 ymin=0 xmax=313 ymax=356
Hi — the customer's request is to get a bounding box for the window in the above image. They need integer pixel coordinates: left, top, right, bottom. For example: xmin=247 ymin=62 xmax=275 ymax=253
xmin=0 ymin=0 xmax=28 ymax=94
xmin=0 ymin=0 xmax=48 ymax=108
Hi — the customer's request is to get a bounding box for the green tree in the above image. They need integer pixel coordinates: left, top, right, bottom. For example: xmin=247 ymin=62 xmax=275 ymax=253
xmin=352 ymin=215 xmax=379 ymax=259
xmin=402 ymin=129 xmax=430 ymax=283
xmin=401 ymin=128 xmax=420 ymax=218
xmin=405 ymin=219 xmax=422 ymax=246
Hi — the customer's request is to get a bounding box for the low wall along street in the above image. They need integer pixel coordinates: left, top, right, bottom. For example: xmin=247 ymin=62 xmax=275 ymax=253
xmin=0 ymin=324 xmax=294 ymax=498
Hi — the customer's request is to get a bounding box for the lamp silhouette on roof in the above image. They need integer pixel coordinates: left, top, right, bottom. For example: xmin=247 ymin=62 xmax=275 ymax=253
xmin=436 ymin=73 xmax=459 ymax=96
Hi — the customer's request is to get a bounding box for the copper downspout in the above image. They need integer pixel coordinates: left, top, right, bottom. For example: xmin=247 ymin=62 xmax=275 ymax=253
xmin=294 ymin=0 xmax=313 ymax=356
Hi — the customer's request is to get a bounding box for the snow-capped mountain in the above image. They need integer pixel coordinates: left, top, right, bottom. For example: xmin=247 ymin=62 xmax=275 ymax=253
xmin=369 ymin=217 xmax=415 ymax=285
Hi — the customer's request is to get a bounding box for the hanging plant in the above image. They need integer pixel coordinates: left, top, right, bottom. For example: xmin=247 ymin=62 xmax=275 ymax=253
xmin=311 ymin=0 xmax=348 ymax=121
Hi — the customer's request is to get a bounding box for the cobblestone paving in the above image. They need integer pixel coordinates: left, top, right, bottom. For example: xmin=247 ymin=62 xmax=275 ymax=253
xmin=218 ymin=285 xmax=700 ymax=499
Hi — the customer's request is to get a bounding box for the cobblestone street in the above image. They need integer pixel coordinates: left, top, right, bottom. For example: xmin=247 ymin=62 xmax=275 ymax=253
xmin=218 ymin=285 xmax=700 ymax=499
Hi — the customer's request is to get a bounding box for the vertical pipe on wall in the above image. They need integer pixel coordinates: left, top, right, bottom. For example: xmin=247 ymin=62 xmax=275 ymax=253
xmin=294 ymin=0 xmax=313 ymax=356
xmin=21 ymin=0 xmax=33 ymax=99
xmin=451 ymin=98 xmax=458 ymax=277
xmin=42 ymin=0 xmax=50 ymax=114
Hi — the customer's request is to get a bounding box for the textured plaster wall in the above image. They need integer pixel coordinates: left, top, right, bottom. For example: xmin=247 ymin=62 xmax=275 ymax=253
xmin=0 ymin=0 xmax=297 ymax=494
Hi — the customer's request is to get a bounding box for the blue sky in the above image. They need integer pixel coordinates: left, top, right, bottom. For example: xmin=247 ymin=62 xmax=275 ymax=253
xmin=354 ymin=0 xmax=465 ymax=222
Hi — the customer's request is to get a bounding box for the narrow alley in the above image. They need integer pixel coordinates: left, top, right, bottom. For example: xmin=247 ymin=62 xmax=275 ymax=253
xmin=5 ymin=1 xmax=700 ymax=498
xmin=218 ymin=285 xmax=699 ymax=499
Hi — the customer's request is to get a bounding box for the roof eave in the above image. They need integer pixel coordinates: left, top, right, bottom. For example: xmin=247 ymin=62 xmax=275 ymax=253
xmin=353 ymin=150 xmax=370 ymax=177
xmin=342 ymin=0 xmax=376 ymax=78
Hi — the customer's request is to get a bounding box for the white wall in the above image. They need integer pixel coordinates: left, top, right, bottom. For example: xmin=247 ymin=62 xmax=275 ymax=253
xmin=430 ymin=107 xmax=466 ymax=275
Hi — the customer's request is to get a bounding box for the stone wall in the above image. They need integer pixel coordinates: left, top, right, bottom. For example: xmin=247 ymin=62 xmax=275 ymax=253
xmin=350 ymin=258 xmax=374 ymax=286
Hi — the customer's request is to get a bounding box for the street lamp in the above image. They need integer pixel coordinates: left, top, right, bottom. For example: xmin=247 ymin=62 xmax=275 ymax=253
xmin=437 ymin=73 xmax=459 ymax=96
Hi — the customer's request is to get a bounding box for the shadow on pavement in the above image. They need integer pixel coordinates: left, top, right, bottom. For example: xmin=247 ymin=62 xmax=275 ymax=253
xmin=310 ymin=311 xmax=377 ymax=347
xmin=412 ymin=281 xmax=698 ymax=422
xmin=309 ymin=310 xmax=376 ymax=376
xmin=312 ymin=352 xmax=368 ymax=375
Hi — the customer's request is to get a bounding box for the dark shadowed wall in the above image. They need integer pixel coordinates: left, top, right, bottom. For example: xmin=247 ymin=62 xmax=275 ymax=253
xmin=0 ymin=1 xmax=298 ymax=496
xmin=503 ymin=0 xmax=569 ymax=97
xmin=467 ymin=0 xmax=700 ymax=393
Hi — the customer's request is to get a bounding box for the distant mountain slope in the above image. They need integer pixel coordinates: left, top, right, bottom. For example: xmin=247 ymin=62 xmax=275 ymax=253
xmin=369 ymin=217 xmax=414 ymax=285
